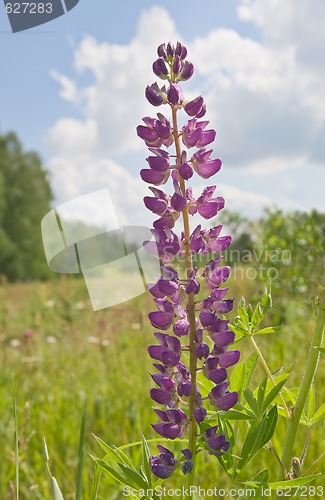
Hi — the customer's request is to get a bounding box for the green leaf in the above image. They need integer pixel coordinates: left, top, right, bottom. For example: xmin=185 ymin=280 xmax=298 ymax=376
xmin=90 ymin=456 xmax=130 ymax=487
xmin=229 ymin=360 xmax=246 ymax=401
xmin=243 ymin=352 xmax=259 ymax=389
xmin=219 ymin=410 xmax=256 ymax=421
xmin=76 ymin=403 xmax=87 ymax=500
xmin=244 ymin=388 xmax=258 ymax=416
xmin=261 ymin=287 xmax=272 ymax=315
xmin=251 ymin=468 xmax=269 ymax=484
xmin=93 ymin=435 xmax=135 ymax=470
xmin=237 ymin=297 xmax=249 ymax=327
xmin=306 ymin=386 xmax=315 ymax=422
xmin=247 ymin=304 xmax=254 ymax=322
xmin=267 ymin=474 xmax=321 ymax=489
xmin=261 ymin=379 xmax=287 ymax=415
xmin=314 ymin=346 xmax=325 ymax=354
xmin=44 ymin=438 xmax=65 ymax=500
xmin=310 ymin=403 xmax=325 ymax=426
xmin=253 ymin=326 xmax=282 ymax=335
xmin=257 ymin=378 xmax=267 ymax=415
xmin=90 ymin=464 xmax=102 ymax=500
xmin=117 ymin=463 xmax=148 ymax=490
xmin=251 ymin=302 xmax=262 ymax=329
xmin=238 ymin=406 xmax=278 ymax=472
xmin=141 ymin=435 xmax=152 ymax=489
xmin=241 ymin=474 xmax=321 ymax=490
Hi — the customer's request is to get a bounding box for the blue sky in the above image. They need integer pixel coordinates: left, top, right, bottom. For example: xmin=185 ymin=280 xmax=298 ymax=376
xmin=1 ymin=0 xmax=324 ymax=228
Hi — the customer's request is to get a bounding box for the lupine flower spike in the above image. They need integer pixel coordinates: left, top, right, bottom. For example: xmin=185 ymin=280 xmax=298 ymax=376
xmin=137 ymin=41 xmax=240 ymax=483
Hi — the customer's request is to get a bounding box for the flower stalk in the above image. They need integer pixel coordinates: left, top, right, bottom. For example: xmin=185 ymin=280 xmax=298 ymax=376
xmin=280 ymin=289 xmax=325 ymax=474
xmin=171 ymin=105 xmax=198 ymax=490
xmin=138 ymin=42 xmax=240 ymax=493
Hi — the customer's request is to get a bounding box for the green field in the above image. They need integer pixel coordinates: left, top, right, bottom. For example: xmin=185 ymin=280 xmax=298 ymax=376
xmin=1 ymin=270 xmax=324 ymax=499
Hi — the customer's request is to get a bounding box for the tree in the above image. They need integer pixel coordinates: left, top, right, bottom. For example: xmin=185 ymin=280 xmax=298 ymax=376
xmin=0 ymin=131 xmax=53 ymax=281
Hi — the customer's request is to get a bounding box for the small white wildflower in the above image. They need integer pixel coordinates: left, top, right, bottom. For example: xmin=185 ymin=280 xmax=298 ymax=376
xmin=87 ymin=336 xmax=100 ymax=344
xmin=10 ymin=339 xmax=21 ymax=348
xmin=46 ymin=336 xmax=57 ymax=344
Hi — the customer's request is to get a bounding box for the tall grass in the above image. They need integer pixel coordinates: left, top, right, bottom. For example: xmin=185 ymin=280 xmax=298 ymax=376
xmin=0 ymin=275 xmax=323 ymax=498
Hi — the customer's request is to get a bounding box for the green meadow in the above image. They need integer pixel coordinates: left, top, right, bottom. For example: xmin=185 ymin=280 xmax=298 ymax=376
xmin=1 ymin=264 xmax=324 ymax=498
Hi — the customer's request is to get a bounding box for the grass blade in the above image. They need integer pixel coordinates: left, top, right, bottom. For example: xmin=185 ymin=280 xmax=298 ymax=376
xmin=44 ymin=437 xmax=65 ymax=500
xmin=12 ymin=378 xmax=19 ymax=500
xmin=76 ymin=403 xmax=87 ymax=500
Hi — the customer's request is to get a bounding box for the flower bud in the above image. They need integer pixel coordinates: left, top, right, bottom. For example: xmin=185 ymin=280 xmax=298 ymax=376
xmin=175 ymin=41 xmax=187 ymax=59
xmin=167 ymin=83 xmax=184 ymax=106
xmin=145 ymin=84 xmax=164 ymax=106
xmin=184 ymin=96 xmax=205 ymax=117
xmin=172 ymin=55 xmax=182 ymax=75
xmin=179 ymin=61 xmax=194 ymax=81
xmin=157 ymin=43 xmax=167 ymax=58
xmin=153 ymin=58 xmax=169 ymax=79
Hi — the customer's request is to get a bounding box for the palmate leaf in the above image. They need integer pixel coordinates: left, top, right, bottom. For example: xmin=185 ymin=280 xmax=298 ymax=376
xmin=237 ymin=405 xmax=278 ymax=473
xmin=93 ymin=435 xmax=135 ymax=470
xmin=90 ymin=456 xmax=131 ymax=487
xmin=244 ymin=388 xmax=259 ymax=416
xmin=231 ymin=288 xmax=282 ymax=340
xmin=260 ymin=379 xmax=287 ymax=415
xmin=310 ymin=403 xmax=325 ymax=426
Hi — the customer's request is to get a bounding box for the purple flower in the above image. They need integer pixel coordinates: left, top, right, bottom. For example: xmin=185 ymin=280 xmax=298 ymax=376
xmin=152 ymin=408 xmax=187 ymax=439
xmin=148 ymin=332 xmax=181 ymax=366
xmin=191 ymin=148 xmax=222 ymax=179
xmin=181 ymin=448 xmax=193 ymax=474
xmin=151 ymin=445 xmax=176 ymax=479
xmin=182 ymin=119 xmax=215 ymax=149
xmin=175 ymin=362 xmax=192 ymax=397
xmin=209 ymin=382 xmax=238 ymax=411
xmin=184 ymin=96 xmax=205 ymax=117
xmin=205 ymin=260 xmax=231 ymax=290
xmin=179 ymin=60 xmax=194 ymax=81
xmin=150 ymin=375 xmax=176 ymax=405
xmin=137 ymin=116 xmax=173 ymax=149
xmin=205 ymin=426 xmax=230 ymax=456
xmin=145 ymin=83 xmax=166 ymax=106
xmin=167 ymin=83 xmax=184 ymax=106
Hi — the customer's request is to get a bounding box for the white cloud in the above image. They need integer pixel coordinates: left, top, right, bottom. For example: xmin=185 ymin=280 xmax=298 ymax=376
xmin=49 ymin=69 xmax=79 ymax=103
xmin=46 ymin=1 xmax=324 ymax=223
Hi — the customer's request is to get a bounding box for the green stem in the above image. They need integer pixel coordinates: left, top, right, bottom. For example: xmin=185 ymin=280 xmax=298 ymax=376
xmin=280 ymin=290 xmax=325 ymax=474
xmin=171 ymin=106 xmax=197 ymax=498
xmin=250 ymin=336 xmax=291 ymax=419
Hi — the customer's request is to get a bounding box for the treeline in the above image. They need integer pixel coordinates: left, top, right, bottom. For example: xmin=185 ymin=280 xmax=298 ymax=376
xmin=0 ymin=132 xmax=52 ymax=281
xmin=0 ymin=131 xmax=324 ymax=287
xmin=219 ymin=208 xmax=325 ymax=308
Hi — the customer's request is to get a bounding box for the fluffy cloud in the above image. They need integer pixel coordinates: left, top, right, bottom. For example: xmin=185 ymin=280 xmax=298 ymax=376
xmin=46 ymin=1 xmax=324 ymax=224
